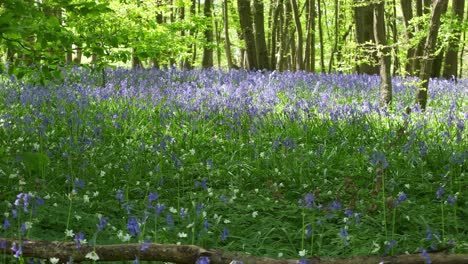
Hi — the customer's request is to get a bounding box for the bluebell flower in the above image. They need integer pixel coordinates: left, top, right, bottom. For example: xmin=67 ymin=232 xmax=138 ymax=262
xmin=133 ymin=256 xmax=139 ymax=264
xmin=203 ymin=220 xmax=209 ymax=232
xmin=421 ymin=249 xmax=432 ymax=264
xmin=220 ymin=195 xmax=229 ymax=203
xmin=370 ymin=152 xmax=389 ymax=169
xmin=73 ymin=179 xmax=86 ymax=193
xmin=329 ymin=200 xmax=342 ymax=211
xmin=141 ymin=240 xmax=150 ymax=251
xmin=154 ymin=204 xmax=166 ymax=216
xmin=74 ymin=232 xmax=85 ymax=248
xmin=166 ymin=214 xmax=174 ymax=229
xmin=196 ymin=256 xmax=210 ymax=264
xmin=195 ymin=178 xmax=208 ymax=190
xmin=20 ymin=222 xmax=26 ymax=235
xmin=196 ymin=203 xmax=203 ymax=214
xmin=354 ymin=213 xmax=362 ymax=224
xmin=447 ymin=195 xmax=455 ymax=206
xmin=305 ymin=225 xmax=313 ymax=238
xmin=180 ymin=208 xmax=187 ymax=219
xmin=221 ymin=228 xmax=229 ymax=242
xmin=436 ymin=186 xmax=444 ymax=200
xmin=426 ymin=229 xmax=433 ymax=240
xmin=148 ymin=192 xmax=159 ymax=202
xmin=0 ymin=240 xmax=6 ymax=249
xmin=345 ymin=209 xmax=353 ymax=217
xmin=12 ymin=209 xmax=17 ymax=219
xmin=385 ymin=240 xmax=397 ymax=254
xmin=116 ymin=190 xmax=124 ymax=202
xmin=298 ymin=259 xmax=308 ymax=264
xmin=97 ymin=216 xmax=109 ymax=232
xmin=127 ymin=217 xmax=140 ymax=236
xmin=339 ymin=228 xmax=349 ymax=246
xmin=2 ymin=219 xmax=9 ymax=230
xmin=393 ymin=192 xmax=408 ymax=206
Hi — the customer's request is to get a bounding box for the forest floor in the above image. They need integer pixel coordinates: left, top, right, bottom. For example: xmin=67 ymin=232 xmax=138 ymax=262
xmin=0 ymin=68 xmax=466 ymax=263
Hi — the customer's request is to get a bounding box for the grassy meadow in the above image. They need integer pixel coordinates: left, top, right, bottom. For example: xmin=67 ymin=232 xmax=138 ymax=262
xmin=0 ymin=68 xmax=466 ymax=263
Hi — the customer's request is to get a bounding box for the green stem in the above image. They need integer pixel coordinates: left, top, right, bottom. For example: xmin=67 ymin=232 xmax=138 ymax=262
xmin=440 ymin=201 xmax=445 ymax=241
xmin=391 ymin=207 xmax=396 ymax=256
xmin=381 ymin=171 xmax=388 ymax=243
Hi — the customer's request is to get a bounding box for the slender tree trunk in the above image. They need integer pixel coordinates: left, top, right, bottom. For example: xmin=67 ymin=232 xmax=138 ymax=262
xmin=328 ymin=0 xmax=339 ymax=72
xmin=270 ymin=0 xmax=282 ymax=69
xmin=152 ymin=0 xmax=165 ymax=69
xmin=290 ymin=0 xmax=304 ymax=70
xmin=400 ymin=0 xmax=415 ymax=75
xmin=253 ymin=0 xmax=270 ymax=70
xmin=304 ymin=0 xmax=315 ymax=72
xmin=317 ymin=0 xmax=325 ymax=72
xmin=391 ymin=0 xmax=399 ymax=75
xmin=430 ymin=3 xmax=448 ymax=78
xmin=459 ymin=7 xmax=467 ymax=78
xmin=374 ymin=0 xmax=392 ymax=107
xmin=238 ymin=0 xmax=258 ymax=70
xmin=215 ymin=18 xmax=221 ymax=69
xmin=202 ymin=0 xmax=214 ymax=68
xmin=416 ymin=0 xmax=449 ymax=110
xmin=132 ymin=48 xmax=143 ymax=69
xmin=412 ymin=0 xmax=432 ymax=74
xmin=223 ymin=0 xmax=234 ymax=69
xmin=74 ymin=45 xmax=82 ymax=64
xmin=278 ymin=0 xmax=291 ymax=71
xmin=442 ymin=0 xmax=465 ymax=79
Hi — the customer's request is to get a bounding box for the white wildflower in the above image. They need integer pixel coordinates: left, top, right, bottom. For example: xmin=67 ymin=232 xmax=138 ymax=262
xmin=49 ymin=257 xmax=60 ymax=264
xmin=85 ymin=251 xmax=100 ymax=261
xmin=65 ymin=229 xmax=74 ymax=237
xmin=298 ymin=249 xmax=307 ymax=257
xmin=178 ymin=232 xmax=187 ymax=238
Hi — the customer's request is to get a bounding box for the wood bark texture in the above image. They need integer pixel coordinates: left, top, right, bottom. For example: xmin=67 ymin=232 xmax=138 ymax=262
xmin=416 ymin=0 xmax=449 ymax=110
xmin=1 ymin=238 xmax=468 ymax=264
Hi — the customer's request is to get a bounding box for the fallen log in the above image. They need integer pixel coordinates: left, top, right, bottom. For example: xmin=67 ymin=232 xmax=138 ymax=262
xmin=0 ymin=237 xmax=467 ymax=264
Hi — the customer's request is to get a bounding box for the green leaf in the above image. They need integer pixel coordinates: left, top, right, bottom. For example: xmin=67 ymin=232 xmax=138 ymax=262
xmin=18 ymin=152 xmax=50 ymax=173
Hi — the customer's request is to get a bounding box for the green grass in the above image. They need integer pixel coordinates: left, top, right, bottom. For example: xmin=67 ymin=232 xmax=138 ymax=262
xmin=0 ymin=68 xmax=466 ymax=263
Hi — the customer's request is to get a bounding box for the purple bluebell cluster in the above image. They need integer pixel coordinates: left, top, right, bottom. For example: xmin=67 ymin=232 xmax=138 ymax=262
xmin=0 ymin=68 xmax=465 ymax=260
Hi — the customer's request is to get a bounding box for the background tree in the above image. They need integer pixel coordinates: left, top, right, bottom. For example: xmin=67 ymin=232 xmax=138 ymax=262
xmin=202 ymin=0 xmax=213 ymax=68
xmin=442 ymin=0 xmax=465 ymax=79
xmin=354 ymin=0 xmax=379 ymax=75
xmin=416 ymin=0 xmax=450 ymax=110
xmin=374 ymin=0 xmax=392 ymax=107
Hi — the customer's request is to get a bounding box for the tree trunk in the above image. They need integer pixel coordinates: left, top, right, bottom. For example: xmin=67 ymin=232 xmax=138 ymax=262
xmin=412 ymin=0 xmax=432 ymax=74
xmin=391 ymin=0 xmax=400 ymax=75
xmin=223 ymin=0 xmax=234 ymax=69
xmin=1 ymin=237 xmax=468 ymax=264
xmin=416 ymin=0 xmax=449 ymax=111
xmin=400 ymin=0 xmax=415 ymax=75
xmin=290 ymin=0 xmax=304 ymax=70
xmin=442 ymin=0 xmax=465 ymax=80
xmin=270 ymin=0 xmax=282 ymax=69
xmin=253 ymin=0 xmax=270 ymax=70
xmin=202 ymin=0 xmax=214 ymax=68
xmin=317 ymin=0 xmax=325 ymax=72
xmin=215 ymin=18 xmax=222 ymax=69
xmin=132 ymin=48 xmax=143 ymax=69
xmin=238 ymin=0 xmax=258 ymax=70
xmin=328 ymin=0 xmax=340 ymax=72
xmin=374 ymin=1 xmax=392 ymax=107
xmin=354 ymin=0 xmax=379 ymax=75
xmin=304 ymin=0 xmax=315 ymax=72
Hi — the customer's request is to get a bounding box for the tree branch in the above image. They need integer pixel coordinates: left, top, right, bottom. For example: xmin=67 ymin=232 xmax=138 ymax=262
xmin=1 ymin=237 xmax=467 ymax=264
